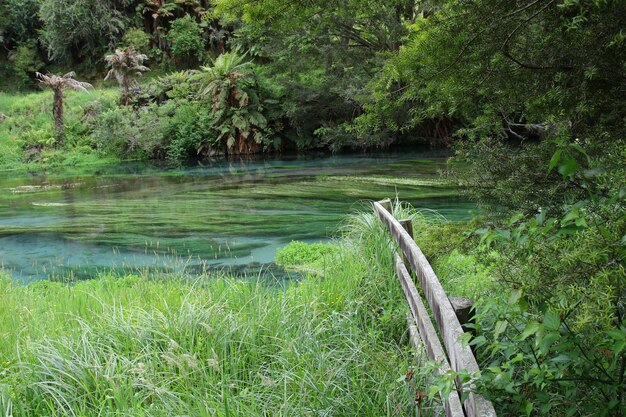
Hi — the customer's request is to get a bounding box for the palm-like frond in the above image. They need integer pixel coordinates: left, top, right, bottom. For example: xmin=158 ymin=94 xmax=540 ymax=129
xmin=195 ymin=51 xmax=270 ymax=154
xmin=36 ymin=72 xmax=93 ymax=93
xmin=197 ymin=51 xmax=254 ymax=99
xmin=35 ymin=71 xmax=92 ymax=144
xmin=104 ymin=48 xmax=150 ymax=85
xmin=104 ymin=48 xmax=150 ymax=104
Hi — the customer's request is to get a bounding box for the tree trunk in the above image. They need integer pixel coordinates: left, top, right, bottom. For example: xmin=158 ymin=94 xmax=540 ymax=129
xmin=122 ymin=79 xmax=130 ymax=105
xmin=53 ymin=88 xmax=64 ymax=146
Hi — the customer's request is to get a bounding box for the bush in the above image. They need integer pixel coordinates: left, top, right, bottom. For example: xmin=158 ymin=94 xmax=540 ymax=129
xmin=456 ymin=183 xmax=625 ymax=415
xmin=90 ymin=105 xmax=166 ymax=159
xmin=10 ymin=41 xmax=44 ymax=87
xmin=39 ymin=0 xmax=125 ymax=65
xmin=164 ymin=100 xmax=217 ymax=161
xmin=122 ymin=28 xmax=151 ymax=53
xmin=167 ymin=15 xmax=204 ymax=68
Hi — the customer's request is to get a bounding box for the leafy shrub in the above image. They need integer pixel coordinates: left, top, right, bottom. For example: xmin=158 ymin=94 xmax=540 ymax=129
xmin=196 ymin=51 xmax=280 ymax=154
xmin=10 ymin=41 xmax=44 ymax=87
xmin=122 ymin=28 xmax=151 ymax=53
xmin=167 ymin=15 xmax=204 ymax=67
xmin=4 ymin=0 xmax=40 ymax=40
xmin=90 ymin=105 xmax=166 ymax=159
xmin=278 ymin=76 xmax=358 ymax=151
xmin=131 ymin=71 xmax=198 ymax=106
xmin=450 ymin=138 xmax=587 ymax=217
xmin=160 ymin=71 xmax=198 ymax=101
xmin=39 ymin=0 xmax=125 ymax=65
xmin=164 ymin=100 xmax=217 ymax=161
xmin=459 ymin=159 xmax=625 ymax=415
xmin=20 ymin=128 xmax=55 ymax=147
xmin=471 ymin=235 xmax=626 ymax=415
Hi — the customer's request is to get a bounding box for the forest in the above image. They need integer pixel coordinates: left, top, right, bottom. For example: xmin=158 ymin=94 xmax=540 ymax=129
xmin=0 ymin=0 xmax=625 ymax=415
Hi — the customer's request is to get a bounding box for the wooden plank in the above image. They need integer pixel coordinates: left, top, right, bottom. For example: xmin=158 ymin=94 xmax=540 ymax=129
xmin=399 ymin=219 xmax=414 ymax=265
xmin=397 ymin=255 xmax=465 ymax=417
xmin=375 ymin=201 xmax=497 ymax=417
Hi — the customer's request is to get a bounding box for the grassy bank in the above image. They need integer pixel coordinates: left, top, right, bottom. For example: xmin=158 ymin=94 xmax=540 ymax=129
xmin=0 ymin=89 xmax=120 ymax=171
xmin=0 ymin=207 xmax=432 ymax=416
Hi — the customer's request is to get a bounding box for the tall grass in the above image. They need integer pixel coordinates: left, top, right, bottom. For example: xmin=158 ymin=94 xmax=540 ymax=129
xmin=0 ymin=205 xmax=444 ymax=416
xmin=0 ymin=89 xmax=119 ymax=170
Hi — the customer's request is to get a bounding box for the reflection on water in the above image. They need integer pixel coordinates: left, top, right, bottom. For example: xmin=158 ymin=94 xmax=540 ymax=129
xmin=0 ymin=151 xmax=474 ymax=282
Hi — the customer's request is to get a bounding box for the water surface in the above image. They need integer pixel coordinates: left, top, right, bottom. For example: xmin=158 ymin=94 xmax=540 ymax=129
xmin=0 ymin=151 xmax=473 ymax=281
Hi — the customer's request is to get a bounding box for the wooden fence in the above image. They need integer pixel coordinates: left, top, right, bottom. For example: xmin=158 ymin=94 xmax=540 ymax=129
xmin=374 ymin=199 xmax=496 ymax=417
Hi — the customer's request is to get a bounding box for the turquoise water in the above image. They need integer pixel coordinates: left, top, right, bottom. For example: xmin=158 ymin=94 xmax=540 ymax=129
xmin=0 ymin=151 xmax=474 ymax=281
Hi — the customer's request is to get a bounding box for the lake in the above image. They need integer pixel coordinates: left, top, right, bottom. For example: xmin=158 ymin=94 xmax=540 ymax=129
xmin=0 ymin=150 xmax=474 ymax=282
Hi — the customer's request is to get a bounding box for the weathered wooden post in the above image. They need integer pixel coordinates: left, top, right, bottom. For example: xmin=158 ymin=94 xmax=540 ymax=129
xmin=449 ymin=297 xmax=475 ymax=333
xmin=379 ymin=198 xmax=392 ymax=214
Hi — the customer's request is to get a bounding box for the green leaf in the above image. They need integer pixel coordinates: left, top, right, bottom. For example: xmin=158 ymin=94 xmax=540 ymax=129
xmin=612 ymin=340 xmax=626 ymax=355
xmin=569 ymin=142 xmax=585 ymax=155
xmin=507 ymin=212 xmax=524 ymax=226
xmin=607 ymin=328 xmax=626 ymax=341
xmin=520 ymin=322 xmax=541 ymax=340
xmin=550 ymin=354 xmax=570 ymax=363
xmin=539 ymin=331 xmax=559 ymax=353
xmin=535 ymin=211 xmax=546 ymax=226
xmin=494 ymin=320 xmax=508 ymax=338
xmin=522 ymin=400 xmax=534 ymax=416
xmin=232 ymin=113 xmax=249 ymax=131
xmin=474 ymin=227 xmax=489 ymax=236
xmin=249 ymin=110 xmax=267 ymax=128
xmin=557 ymin=155 xmax=578 ymax=179
xmin=561 ymin=209 xmax=578 ymax=224
xmin=543 ymin=311 xmax=560 ymax=331
xmin=508 ymin=289 xmax=522 ymax=305
xmin=468 ymin=335 xmax=486 ymax=346
xmin=548 ymin=149 xmax=562 ymax=173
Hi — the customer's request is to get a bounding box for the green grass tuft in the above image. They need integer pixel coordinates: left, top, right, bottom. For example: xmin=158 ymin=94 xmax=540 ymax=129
xmin=275 ymin=241 xmax=340 ymax=275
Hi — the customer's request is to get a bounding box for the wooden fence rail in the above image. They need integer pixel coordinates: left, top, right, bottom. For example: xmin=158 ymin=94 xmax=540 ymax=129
xmin=374 ymin=199 xmax=496 ymax=417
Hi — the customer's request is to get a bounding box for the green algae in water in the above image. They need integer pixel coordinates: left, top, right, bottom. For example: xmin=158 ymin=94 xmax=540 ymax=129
xmin=0 ymin=151 xmax=475 ymax=281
